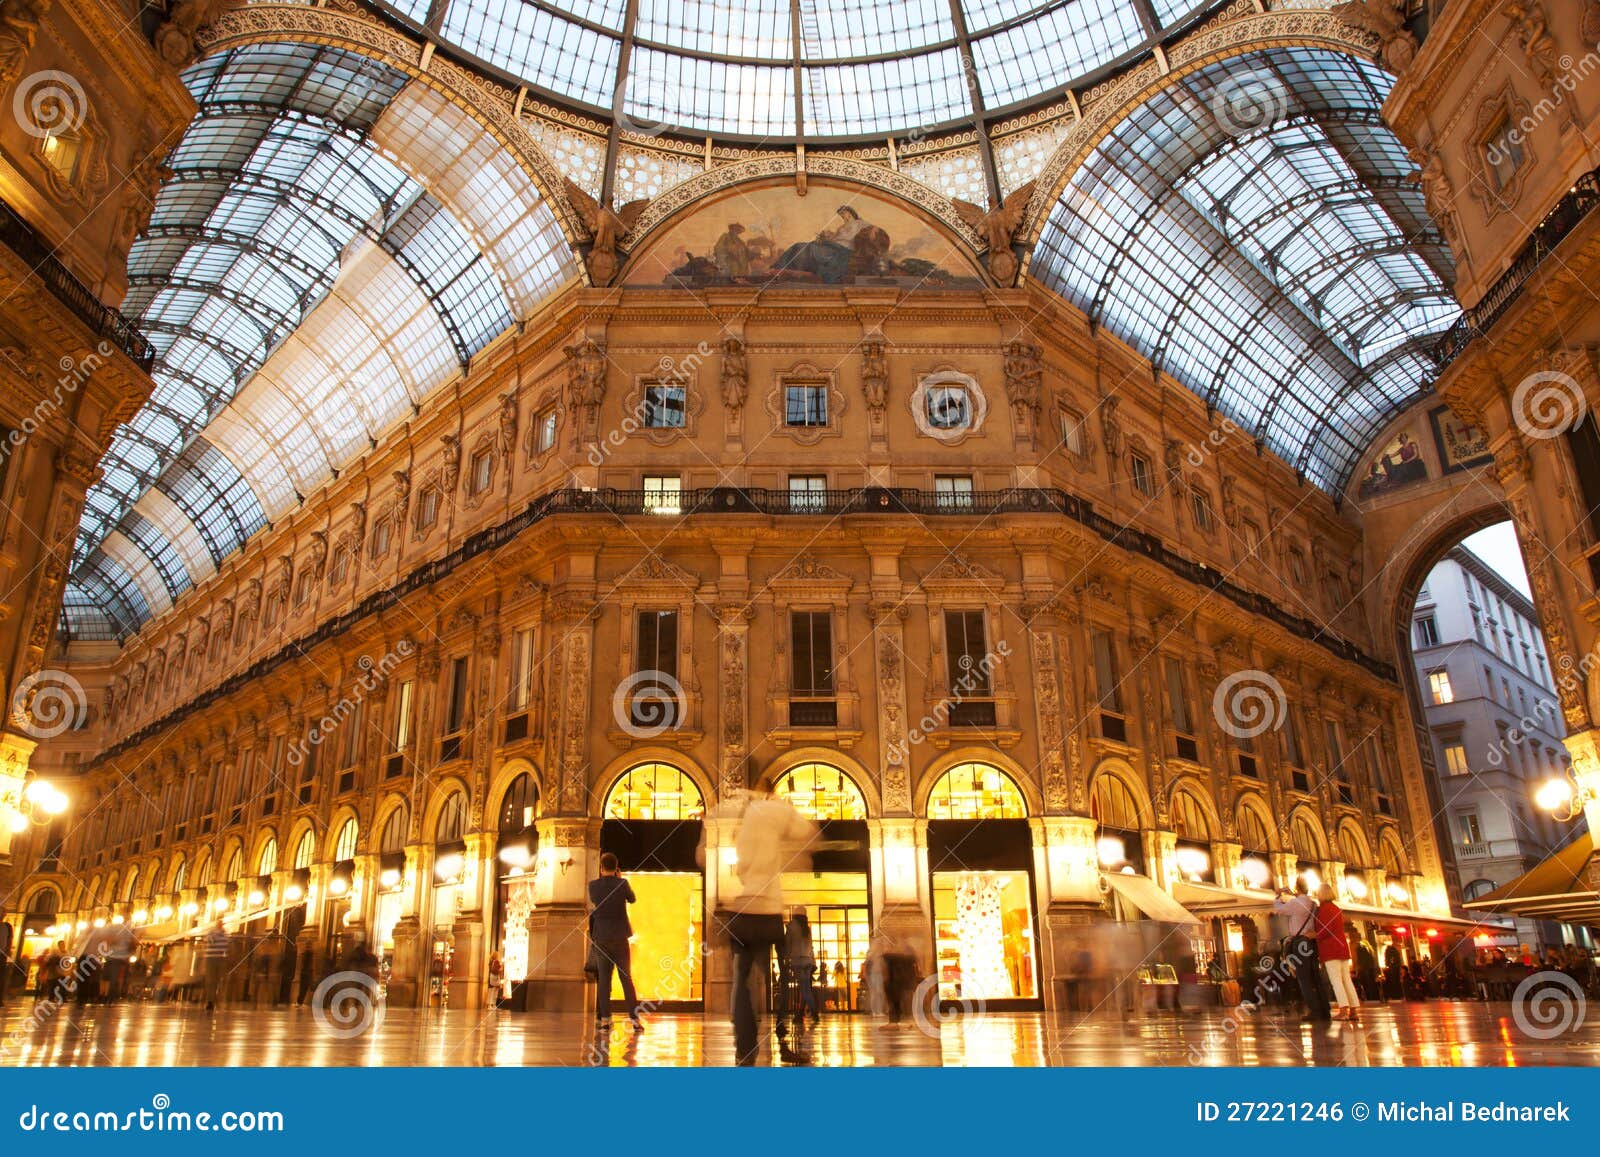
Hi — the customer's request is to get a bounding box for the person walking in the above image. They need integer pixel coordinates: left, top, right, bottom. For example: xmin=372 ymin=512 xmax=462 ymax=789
xmin=1315 ymin=886 xmax=1360 ymax=1023
xmin=784 ymin=911 xmax=819 ymax=1026
xmin=588 ymin=852 xmax=642 ymax=1032
xmin=719 ymin=790 xmax=817 ymax=1065
xmin=1272 ymin=880 xmax=1329 ymax=1022
xmin=201 ymin=921 xmax=230 ymax=1012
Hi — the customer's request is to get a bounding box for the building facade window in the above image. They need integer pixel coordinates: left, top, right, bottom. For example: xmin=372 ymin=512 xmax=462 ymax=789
xmin=1428 ymin=669 xmax=1454 ymax=704
xmin=643 ymin=475 xmax=681 ymax=515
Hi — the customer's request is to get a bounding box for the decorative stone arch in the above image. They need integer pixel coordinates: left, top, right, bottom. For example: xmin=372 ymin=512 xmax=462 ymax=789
xmin=592 ymin=747 xmax=716 ymax=819
xmin=622 ymin=167 xmax=986 ymax=275
xmin=120 ymin=865 xmax=142 ymax=902
xmin=487 ymin=756 xmax=546 ymax=829
xmin=916 ymin=747 xmax=1042 ymax=819
xmin=165 ymin=854 xmax=188 ymax=892
xmin=1335 ymin=818 xmax=1374 ymax=869
xmin=1282 ymin=805 xmax=1330 ymax=862
xmin=248 ymin=826 xmax=281 ymax=873
xmin=284 ymin=819 xmax=319 ymax=870
xmin=1162 ymin=774 xmax=1222 ymax=841
xmin=1017 ymin=9 xmax=1385 ymax=256
xmin=142 ymin=859 xmax=165 ymax=900
xmin=323 ymin=806 xmax=362 ymax=860
xmin=1234 ymin=792 xmax=1278 ymax=852
xmin=102 ymin=871 xmax=120 ymax=909
xmin=1377 ymin=827 xmax=1411 ymax=875
xmin=197 ymin=3 xmax=588 ymax=259
xmin=755 ymin=747 xmax=881 ymax=819
xmin=23 ymin=882 xmax=62 ymax=916
xmin=218 ymin=835 xmax=246 ymax=881
xmin=1085 ymin=755 xmax=1157 ymax=830
xmin=420 ymin=775 xmax=473 ymax=841
xmin=373 ymin=793 xmax=412 ymax=852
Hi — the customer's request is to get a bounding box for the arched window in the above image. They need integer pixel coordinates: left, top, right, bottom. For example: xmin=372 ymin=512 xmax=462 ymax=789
xmin=1337 ymin=825 xmax=1368 ymax=868
xmin=1379 ymin=833 xmax=1407 ymax=875
xmin=435 ymin=793 xmax=466 ymax=843
xmin=1289 ymin=814 xmax=1324 ymax=863
xmin=1463 ymin=878 xmax=1497 ymax=901
xmin=499 ymin=773 xmax=540 ymax=833
xmin=27 ymin=887 xmax=59 ymax=917
xmin=927 ymin=762 xmax=1025 ymax=820
xmin=1089 ymin=774 xmax=1142 ymax=831
xmin=169 ymin=856 xmax=187 ymax=892
xmin=1170 ymin=791 xmax=1211 ymax=841
xmin=1236 ymin=805 xmax=1271 ymax=853
xmin=123 ymin=866 xmax=140 ymax=901
xmin=222 ymin=848 xmax=242 ymax=883
xmin=380 ymin=806 xmax=409 ymax=854
xmin=333 ymin=818 xmax=359 ymax=861
xmin=604 ymin=764 xmax=704 ymax=821
xmin=257 ymin=837 xmax=278 ymax=876
xmin=292 ymin=831 xmax=315 ymax=869
xmin=774 ymin=763 xmax=867 ymax=820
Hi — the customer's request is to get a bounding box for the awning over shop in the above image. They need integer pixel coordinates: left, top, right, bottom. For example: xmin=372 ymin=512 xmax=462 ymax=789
xmin=1464 ymin=833 xmax=1598 ymax=928
xmin=1104 ymin=872 xmax=1200 ymax=924
xmin=1171 ymin=880 xmax=1275 ymax=918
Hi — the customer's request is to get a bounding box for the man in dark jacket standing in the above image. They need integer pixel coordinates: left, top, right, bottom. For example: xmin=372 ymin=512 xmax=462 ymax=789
xmin=588 ymin=852 xmax=642 ymax=1031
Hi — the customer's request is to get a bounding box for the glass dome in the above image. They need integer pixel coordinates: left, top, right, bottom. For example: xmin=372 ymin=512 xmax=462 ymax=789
xmin=377 ymin=0 xmax=1221 ymax=141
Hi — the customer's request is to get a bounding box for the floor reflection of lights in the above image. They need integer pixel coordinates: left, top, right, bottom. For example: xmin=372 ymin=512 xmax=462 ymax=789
xmin=2 ymin=1001 xmax=1596 ymax=1067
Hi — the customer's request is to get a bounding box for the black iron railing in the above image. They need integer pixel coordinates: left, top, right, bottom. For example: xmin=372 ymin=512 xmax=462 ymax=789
xmin=89 ymin=485 xmax=1396 ymax=767
xmin=0 ymin=197 xmax=155 ymax=370
xmin=1431 ymin=167 xmax=1600 ymax=364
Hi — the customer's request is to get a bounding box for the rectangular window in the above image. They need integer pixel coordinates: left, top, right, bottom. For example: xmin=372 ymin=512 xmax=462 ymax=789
xmin=789 ymin=475 xmax=826 ymax=513
xmin=1414 ymin=615 xmax=1439 ymax=647
xmin=1485 ymin=118 xmax=1524 ymax=192
xmin=944 ymin=610 xmax=991 ymax=695
xmin=643 ymin=382 xmax=686 ymax=428
xmin=416 ymin=487 xmax=440 ymax=531
xmin=1060 ymin=409 xmax=1084 ymax=455
xmin=1242 ymin=519 xmax=1262 ymax=558
xmin=469 ymin=448 xmax=493 ymax=495
xmin=371 ymin=518 xmax=392 ymax=559
xmin=1130 ymin=453 xmax=1154 ymax=497
xmin=338 ymin=700 xmax=364 ymax=770
xmin=1190 ymin=490 xmax=1213 ymax=531
xmin=509 ymin=628 xmax=535 ymax=712
xmin=790 ymin=611 xmax=835 ymax=697
xmin=935 ymin=475 xmax=974 ymax=510
xmin=1428 ymin=669 xmax=1454 ymax=704
xmin=643 ymin=475 xmax=681 ymax=515
xmin=1457 ymin=810 xmax=1482 ymax=846
xmin=633 ymin=610 xmax=680 ymax=729
xmin=1091 ymin=629 xmax=1122 ymax=716
xmin=1281 ymin=707 xmax=1302 ymax=765
xmin=1163 ymin=656 xmax=1192 ymax=736
xmin=392 ymin=680 xmax=414 ymax=751
xmin=538 ymin=407 xmax=558 ymax=452
xmin=1442 ymin=741 xmax=1469 ymax=776
xmin=784 ymin=382 xmax=828 ymax=426
xmin=444 ymin=657 xmax=469 ymax=736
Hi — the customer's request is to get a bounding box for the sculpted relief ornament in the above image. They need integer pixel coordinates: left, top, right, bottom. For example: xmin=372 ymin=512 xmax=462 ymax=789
xmin=563 ymin=178 xmax=648 ymax=286
xmin=1329 ymin=0 xmax=1416 ymax=74
xmin=951 ymin=180 xmax=1035 ymax=285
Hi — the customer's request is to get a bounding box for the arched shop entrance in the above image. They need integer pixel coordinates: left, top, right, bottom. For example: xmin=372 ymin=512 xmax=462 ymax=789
xmin=430 ymin=790 xmax=467 ymax=1005
xmin=925 ymin=762 xmax=1040 ymax=1007
xmin=373 ymin=804 xmax=409 ymax=966
xmin=492 ymin=771 xmax=540 ymax=1006
xmin=772 ymin=761 xmax=871 ymax=1011
xmin=600 ymin=762 xmax=706 ymax=1008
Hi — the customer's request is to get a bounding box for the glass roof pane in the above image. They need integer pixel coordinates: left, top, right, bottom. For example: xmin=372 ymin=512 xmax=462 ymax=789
xmin=1031 ymin=46 xmax=1458 ymax=492
xmin=800 ymin=0 xmax=953 ymax=60
xmin=972 ymin=2 xmax=1144 ymax=109
xmin=441 ymin=0 xmax=622 ymax=108
xmin=640 ymin=0 xmax=792 ymax=59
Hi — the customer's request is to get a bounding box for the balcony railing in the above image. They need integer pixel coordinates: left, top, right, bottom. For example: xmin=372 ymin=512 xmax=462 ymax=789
xmin=1431 ymin=166 xmax=1600 ymax=364
xmin=0 ymin=197 xmax=155 ymax=369
xmin=89 ymin=484 xmax=1398 ymax=768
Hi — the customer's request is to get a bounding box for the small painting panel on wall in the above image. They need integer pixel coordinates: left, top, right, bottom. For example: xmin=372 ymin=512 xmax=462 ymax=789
xmin=1356 ymin=427 xmax=1429 ymax=499
xmin=1428 ymin=405 xmax=1493 ymax=473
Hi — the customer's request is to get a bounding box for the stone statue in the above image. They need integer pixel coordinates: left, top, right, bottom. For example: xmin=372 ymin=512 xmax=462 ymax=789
xmin=0 ymin=0 xmax=48 ymax=94
xmin=497 ymin=390 xmax=518 ymax=457
xmin=562 ymin=178 xmax=648 ymax=286
xmin=1002 ymin=340 xmax=1042 ymax=415
xmin=952 ymin=180 xmax=1035 ymax=285
xmin=155 ymin=0 xmax=239 ymax=70
xmin=719 ymin=336 xmax=747 ymax=411
xmin=564 ymin=338 xmax=606 ymax=409
xmin=1505 ymin=1 xmax=1560 ymax=89
xmin=1330 ymin=0 xmax=1417 ymax=74
xmin=860 ymin=336 xmax=888 ymax=414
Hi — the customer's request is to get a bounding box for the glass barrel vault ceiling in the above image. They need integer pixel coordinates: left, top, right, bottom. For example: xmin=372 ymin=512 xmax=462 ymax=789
xmin=378 ymin=0 xmax=1221 ymax=139
xmin=1033 ymin=48 xmax=1459 ymax=492
xmin=62 ymin=41 xmax=575 ymax=641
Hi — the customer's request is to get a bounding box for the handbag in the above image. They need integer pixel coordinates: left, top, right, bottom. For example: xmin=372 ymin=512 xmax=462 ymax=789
xmin=582 ymin=913 xmax=601 ymax=979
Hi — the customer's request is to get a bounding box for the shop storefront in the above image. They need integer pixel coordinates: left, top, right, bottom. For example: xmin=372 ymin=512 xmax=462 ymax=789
xmin=374 ymin=805 xmax=409 ymax=967
xmin=926 ymin=762 xmax=1039 ymax=1007
xmin=599 ymin=762 xmax=705 ymax=1008
xmin=773 ymin=761 xmax=871 ymax=1010
xmin=430 ymin=793 xmax=466 ymax=1005
xmin=493 ymin=772 xmax=540 ymax=1006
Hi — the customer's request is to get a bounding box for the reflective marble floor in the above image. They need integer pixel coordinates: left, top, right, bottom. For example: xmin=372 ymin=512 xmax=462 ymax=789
xmin=2 ymin=1000 xmax=1596 ymax=1067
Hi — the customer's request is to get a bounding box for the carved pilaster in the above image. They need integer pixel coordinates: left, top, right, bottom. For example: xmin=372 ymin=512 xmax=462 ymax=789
xmin=868 ymin=601 xmax=911 ymax=815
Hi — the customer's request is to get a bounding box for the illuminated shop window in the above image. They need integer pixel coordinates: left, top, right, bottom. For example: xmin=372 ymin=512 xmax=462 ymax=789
xmin=604 ymin=763 xmax=704 ymax=821
xmin=257 ymin=838 xmax=278 ymax=876
xmin=334 ymin=818 xmax=359 ymax=861
xmin=774 ymin=763 xmax=866 ymax=821
xmin=927 ymin=763 xmax=1025 ymax=820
